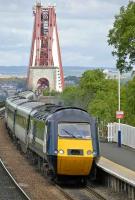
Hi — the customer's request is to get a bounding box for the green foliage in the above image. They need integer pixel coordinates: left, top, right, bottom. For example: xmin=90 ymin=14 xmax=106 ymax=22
xmin=43 ymin=89 xmax=59 ymax=96
xmin=61 ymin=86 xmax=82 ymax=107
xmin=61 ymin=70 xmax=118 ymax=123
xmin=61 ymin=69 xmax=135 ymax=127
xmin=88 ymin=80 xmax=118 ymax=123
xmin=124 ymin=77 xmax=135 ymax=125
xmin=108 ymin=1 xmax=135 ymax=72
xmin=79 ymin=69 xmax=106 ymax=109
xmin=61 ymin=69 xmax=106 ymax=109
xmin=80 ymin=69 xmax=105 ymax=93
xmin=65 ymin=76 xmax=80 ymax=85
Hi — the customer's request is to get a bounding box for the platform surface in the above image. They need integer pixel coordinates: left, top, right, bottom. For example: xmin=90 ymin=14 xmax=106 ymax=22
xmin=100 ymin=142 xmax=135 ymax=171
xmin=97 ymin=156 xmax=135 ymax=187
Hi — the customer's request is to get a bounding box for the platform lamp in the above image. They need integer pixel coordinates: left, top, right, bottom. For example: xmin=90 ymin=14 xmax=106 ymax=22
xmin=118 ymin=70 xmax=121 ymax=147
xmin=117 ymin=70 xmax=124 ymax=147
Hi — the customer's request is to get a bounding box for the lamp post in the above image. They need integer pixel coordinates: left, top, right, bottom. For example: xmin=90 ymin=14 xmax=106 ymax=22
xmin=118 ymin=70 xmax=121 ymax=147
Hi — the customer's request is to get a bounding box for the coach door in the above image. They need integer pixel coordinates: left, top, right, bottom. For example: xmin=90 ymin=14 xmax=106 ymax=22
xmin=28 ymin=119 xmax=34 ymax=144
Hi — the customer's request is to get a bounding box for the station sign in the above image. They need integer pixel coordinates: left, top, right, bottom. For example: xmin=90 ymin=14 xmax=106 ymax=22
xmin=116 ymin=111 xmax=124 ymax=119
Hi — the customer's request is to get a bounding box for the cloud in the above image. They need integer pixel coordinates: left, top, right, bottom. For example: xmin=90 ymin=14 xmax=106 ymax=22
xmin=56 ymin=0 xmax=129 ymax=20
xmin=62 ymin=51 xmax=94 ymax=66
xmin=0 ymin=50 xmax=29 ymax=66
xmin=0 ymin=0 xmax=129 ymax=67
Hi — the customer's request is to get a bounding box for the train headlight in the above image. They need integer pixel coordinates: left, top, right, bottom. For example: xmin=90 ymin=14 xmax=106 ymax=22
xmin=54 ymin=150 xmax=58 ymax=154
xmin=59 ymin=150 xmax=64 ymax=154
xmin=93 ymin=152 xmax=97 ymax=157
xmin=87 ymin=150 xmax=92 ymax=155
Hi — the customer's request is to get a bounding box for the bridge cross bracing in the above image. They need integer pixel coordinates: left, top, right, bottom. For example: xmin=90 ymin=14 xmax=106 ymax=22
xmin=27 ymin=2 xmax=64 ymax=92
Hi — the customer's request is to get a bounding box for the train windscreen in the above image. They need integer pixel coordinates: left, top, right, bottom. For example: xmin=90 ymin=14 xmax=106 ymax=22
xmin=58 ymin=123 xmax=91 ymax=139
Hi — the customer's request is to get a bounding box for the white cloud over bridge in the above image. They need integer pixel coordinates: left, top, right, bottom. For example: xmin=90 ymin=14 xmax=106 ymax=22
xmin=0 ymin=0 xmax=129 ymax=68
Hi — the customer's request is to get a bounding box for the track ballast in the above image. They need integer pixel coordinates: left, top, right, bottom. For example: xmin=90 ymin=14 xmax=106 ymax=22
xmin=0 ymin=159 xmax=30 ymax=200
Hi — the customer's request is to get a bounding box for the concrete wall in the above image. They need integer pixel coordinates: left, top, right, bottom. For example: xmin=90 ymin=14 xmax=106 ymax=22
xmin=28 ymin=67 xmax=57 ymax=91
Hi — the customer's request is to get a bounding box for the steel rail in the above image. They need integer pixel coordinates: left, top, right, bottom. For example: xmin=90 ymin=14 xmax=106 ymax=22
xmin=0 ymin=158 xmax=31 ymax=200
xmin=86 ymin=185 xmax=106 ymax=200
xmin=55 ymin=184 xmax=107 ymax=200
xmin=0 ymin=107 xmax=5 ymax=118
xmin=55 ymin=184 xmax=75 ymax=200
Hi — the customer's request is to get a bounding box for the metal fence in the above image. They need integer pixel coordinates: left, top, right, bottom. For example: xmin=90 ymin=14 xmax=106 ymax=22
xmin=107 ymin=122 xmax=135 ymax=149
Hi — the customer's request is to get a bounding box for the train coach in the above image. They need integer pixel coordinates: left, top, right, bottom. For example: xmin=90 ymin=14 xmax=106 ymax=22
xmin=5 ymin=91 xmax=99 ymax=183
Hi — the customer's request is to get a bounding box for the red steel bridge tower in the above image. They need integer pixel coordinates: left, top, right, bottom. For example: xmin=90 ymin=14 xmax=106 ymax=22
xmin=27 ymin=2 xmax=64 ymax=92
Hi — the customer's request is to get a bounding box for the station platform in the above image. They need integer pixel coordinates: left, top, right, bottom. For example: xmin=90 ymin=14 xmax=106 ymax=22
xmin=100 ymin=142 xmax=135 ymax=172
xmin=96 ymin=141 xmax=135 ymax=193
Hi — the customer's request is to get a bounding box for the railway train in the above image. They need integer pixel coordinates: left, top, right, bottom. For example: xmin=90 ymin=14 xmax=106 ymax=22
xmin=5 ymin=91 xmax=99 ymax=183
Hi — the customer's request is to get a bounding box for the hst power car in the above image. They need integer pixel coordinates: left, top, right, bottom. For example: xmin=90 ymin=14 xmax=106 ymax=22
xmin=5 ymin=91 xmax=99 ymax=183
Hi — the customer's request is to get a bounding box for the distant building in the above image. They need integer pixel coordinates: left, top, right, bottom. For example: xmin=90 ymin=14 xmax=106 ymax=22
xmin=103 ymin=69 xmax=118 ymax=79
xmin=64 ymin=76 xmax=80 ymax=87
xmin=131 ymin=67 xmax=135 ymax=77
xmin=103 ymin=69 xmax=131 ymax=80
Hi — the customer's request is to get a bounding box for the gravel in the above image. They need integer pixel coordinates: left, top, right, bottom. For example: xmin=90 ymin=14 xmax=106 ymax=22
xmin=0 ymin=120 xmax=67 ymax=200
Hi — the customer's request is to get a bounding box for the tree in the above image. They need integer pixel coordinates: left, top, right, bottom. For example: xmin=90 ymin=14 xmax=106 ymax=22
xmin=88 ymin=79 xmax=118 ymax=123
xmin=43 ymin=89 xmax=59 ymax=96
xmin=61 ymin=86 xmax=82 ymax=107
xmin=79 ymin=69 xmax=106 ymax=109
xmin=108 ymin=1 xmax=135 ymax=72
xmin=124 ymin=77 xmax=135 ymax=126
xmin=61 ymin=69 xmax=106 ymax=109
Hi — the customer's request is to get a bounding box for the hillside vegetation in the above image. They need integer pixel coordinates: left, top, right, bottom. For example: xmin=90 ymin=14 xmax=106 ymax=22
xmin=61 ymin=69 xmax=135 ymax=126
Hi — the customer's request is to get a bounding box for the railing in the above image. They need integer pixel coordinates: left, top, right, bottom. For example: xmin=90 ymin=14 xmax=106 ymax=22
xmin=107 ymin=122 xmax=135 ymax=149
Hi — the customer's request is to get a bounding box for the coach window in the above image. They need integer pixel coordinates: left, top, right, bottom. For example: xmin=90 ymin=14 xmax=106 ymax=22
xmin=33 ymin=121 xmax=37 ymax=141
xmin=37 ymin=121 xmax=44 ymax=140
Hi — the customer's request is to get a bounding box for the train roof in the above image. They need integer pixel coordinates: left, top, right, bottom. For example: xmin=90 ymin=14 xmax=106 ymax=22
xmin=6 ymin=90 xmax=35 ymax=102
xmin=6 ymin=98 xmax=29 ymax=109
xmin=19 ymin=101 xmax=45 ymax=110
xmin=6 ymin=96 xmax=26 ymax=103
xmin=32 ymin=104 xmax=62 ymax=120
xmin=18 ymin=90 xmax=35 ymax=100
xmin=17 ymin=101 xmax=45 ymax=116
xmin=6 ymin=91 xmax=90 ymax=121
xmin=17 ymin=90 xmax=33 ymax=95
xmin=32 ymin=104 xmax=88 ymax=121
xmin=6 ymin=96 xmax=22 ymax=101
xmin=11 ymin=98 xmax=29 ymax=105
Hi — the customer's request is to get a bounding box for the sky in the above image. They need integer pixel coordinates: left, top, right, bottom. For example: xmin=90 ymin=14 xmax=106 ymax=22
xmin=0 ymin=0 xmax=130 ymax=68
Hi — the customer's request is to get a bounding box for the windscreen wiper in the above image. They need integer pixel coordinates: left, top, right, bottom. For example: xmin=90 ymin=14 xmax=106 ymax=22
xmin=61 ymin=129 xmax=76 ymax=138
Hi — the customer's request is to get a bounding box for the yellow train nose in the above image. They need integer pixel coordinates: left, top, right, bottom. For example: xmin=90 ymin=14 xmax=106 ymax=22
xmin=57 ymin=138 xmax=94 ymax=175
xmin=57 ymin=156 xmax=93 ymax=175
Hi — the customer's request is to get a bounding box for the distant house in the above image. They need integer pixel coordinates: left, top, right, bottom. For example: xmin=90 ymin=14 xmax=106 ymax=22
xmin=131 ymin=67 xmax=135 ymax=77
xmin=64 ymin=76 xmax=80 ymax=87
xmin=103 ymin=69 xmax=131 ymax=80
xmin=103 ymin=69 xmax=118 ymax=79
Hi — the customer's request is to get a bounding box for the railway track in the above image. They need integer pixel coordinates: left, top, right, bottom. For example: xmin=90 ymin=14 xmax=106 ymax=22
xmin=86 ymin=185 xmax=106 ymax=200
xmin=0 ymin=159 xmax=31 ymax=200
xmin=56 ymin=184 xmax=106 ymax=200
xmin=0 ymin=107 xmax=5 ymax=119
